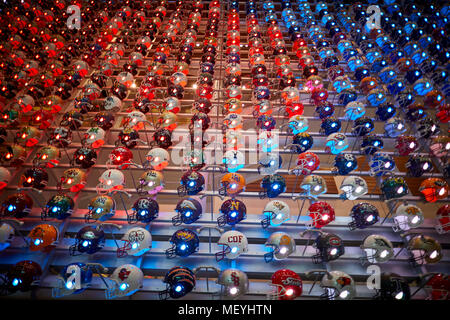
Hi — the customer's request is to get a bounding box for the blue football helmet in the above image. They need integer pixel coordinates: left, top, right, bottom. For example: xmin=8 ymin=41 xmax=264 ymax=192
xmin=260 ymin=174 xmax=287 ymax=198
xmin=352 ymin=117 xmax=374 ymax=137
xmin=172 ymin=198 xmax=202 ymax=226
xmin=369 ymin=153 xmax=396 ymax=176
xmin=334 ymin=154 xmax=358 ymax=175
xmin=321 ymin=117 xmax=341 ymax=135
xmin=376 ymin=104 xmax=397 ymax=121
xmin=315 ymin=101 xmax=335 ymax=119
xmin=165 ymin=229 xmax=199 ymax=258
xmin=130 ymin=197 xmax=159 ymax=224
xmin=159 ymin=266 xmax=196 ymax=300
xmin=178 ymin=170 xmax=205 ymax=196
xmin=361 ymin=135 xmax=384 ymax=155
xmin=217 ymin=199 xmax=247 ymax=227
xmin=292 ymin=133 xmax=313 ymax=153
xmin=348 ymin=203 xmax=379 ymax=230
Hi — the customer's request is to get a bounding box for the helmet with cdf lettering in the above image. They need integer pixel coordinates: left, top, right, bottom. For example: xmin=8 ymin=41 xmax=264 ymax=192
xmin=172 ymin=198 xmax=202 ymax=226
xmin=264 ymin=232 xmax=296 ymax=263
xmin=300 ymin=175 xmax=327 ymax=198
xmin=41 ymin=194 xmax=74 ymax=221
xmin=306 ymin=202 xmax=335 ymax=229
xmin=419 ymin=178 xmax=448 ymax=203
xmin=360 ymin=235 xmax=394 ymax=264
xmin=320 ymin=271 xmax=356 ymax=300
xmin=137 ymin=170 xmax=164 ymax=195
xmin=269 ymin=269 xmax=302 ymax=300
xmin=218 ymin=269 xmax=249 ymax=299
xmin=340 ymin=176 xmax=368 ymax=200
xmin=217 ymin=199 xmax=246 ymax=227
xmin=28 ymin=224 xmax=58 ymax=252
xmin=159 ymin=266 xmax=196 ymax=300
xmin=85 ymin=195 xmax=116 ymax=223
xmin=96 ymin=169 xmax=125 ymax=194
xmin=215 ymin=230 xmax=248 ymax=261
xmin=406 ymin=235 xmax=442 ymax=266
xmin=392 ymin=203 xmax=424 ymax=232
xmin=369 ymin=153 xmax=396 ymax=177
xmin=261 ymin=200 xmax=290 ymax=229
xmin=117 ymin=227 xmax=152 ymax=258
xmin=326 ymin=133 xmax=349 ymax=154
xmin=105 ymin=264 xmax=144 ymax=299
xmin=435 ymin=205 xmax=450 ymax=234
xmin=166 ymin=228 xmax=200 ymax=258
xmin=1 ymin=193 xmax=33 ymax=219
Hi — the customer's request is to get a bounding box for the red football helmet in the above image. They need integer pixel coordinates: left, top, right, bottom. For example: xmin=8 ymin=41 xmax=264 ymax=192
xmin=436 ymin=204 xmax=450 ymax=234
xmin=425 ymin=273 xmax=450 ymax=300
xmin=271 ymin=269 xmax=303 ymax=300
xmin=292 ymin=152 xmax=320 ymax=175
xmin=395 ymin=136 xmax=418 ymax=156
xmin=419 ymin=178 xmax=448 ymax=203
xmin=285 ymin=103 xmax=304 ymax=117
xmin=108 ymin=147 xmax=136 ymax=169
xmin=270 ymin=269 xmax=303 ymax=300
xmin=306 ymin=202 xmax=335 ymax=228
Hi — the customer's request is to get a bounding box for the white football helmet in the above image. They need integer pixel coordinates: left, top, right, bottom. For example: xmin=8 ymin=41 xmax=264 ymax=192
xmin=384 ymin=117 xmax=407 ymax=138
xmin=217 ymin=269 xmax=249 ymax=299
xmin=223 ymin=150 xmax=245 ymax=173
xmin=325 ymin=133 xmax=349 ymax=154
xmin=105 ymin=264 xmax=144 ymax=299
xmin=96 ymin=169 xmax=125 ymax=194
xmin=103 ymin=95 xmax=122 ymax=111
xmin=261 ymin=200 xmax=290 ymax=228
xmin=264 ymin=232 xmax=296 ymax=262
xmin=216 ymin=230 xmax=248 ymax=261
xmin=344 ymin=101 xmax=365 ymax=120
xmin=225 ymin=130 xmax=243 ymax=150
xmin=0 ymin=223 xmax=14 ymax=251
xmin=0 ymin=166 xmax=11 ymax=189
xmin=258 ymin=154 xmax=281 ymax=175
xmin=124 ymin=111 xmax=148 ymax=129
xmin=145 ymin=148 xmax=170 ymax=171
xmin=117 ymin=71 xmax=134 ymax=88
xmin=320 ymin=271 xmax=356 ymax=300
xmin=257 ymin=130 xmax=279 ymax=152
xmin=339 ymin=176 xmax=368 ymax=200
xmin=117 ymin=227 xmax=152 ymax=257
xmin=392 ymin=203 xmax=424 ymax=232
xmin=360 ymin=234 xmax=394 ymax=264
xmin=83 ymin=127 xmax=106 ymax=149
xmin=288 ymin=115 xmax=309 ymax=134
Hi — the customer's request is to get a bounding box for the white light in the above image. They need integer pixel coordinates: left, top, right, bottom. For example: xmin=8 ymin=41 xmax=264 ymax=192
xmin=397 ymin=186 xmax=404 ymax=194
xmin=411 ymin=216 xmax=419 ymax=224
xmin=439 ymin=188 xmax=446 ymax=196
xmin=132 ymin=243 xmax=139 ymax=249
xmin=339 ymin=290 xmax=349 ymax=299
xmin=355 ymin=186 xmax=363 ymax=193
xmin=380 ymin=250 xmax=389 ymax=258
xmin=192 ymin=84 xmax=198 ymax=89
xmin=330 ymin=248 xmax=337 ymax=255
xmin=66 ymin=281 xmax=74 ymax=289
xmin=180 ymin=244 xmax=187 ymax=251
xmin=231 ymin=247 xmax=238 ymax=254
xmin=279 ymin=247 xmax=287 ymax=254
xmin=384 ymin=162 xmax=391 ymax=169
xmin=314 ymin=185 xmax=321 ymax=191
xmin=430 ymin=250 xmax=438 ymax=259
xmin=119 ymin=283 xmax=128 ymax=291
xmin=366 ymin=215 xmax=374 ymax=222
xmin=395 ymin=291 xmax=404 ymax=300
xmin=229 ymin=287 xmax=238 ymax=295
xmin=276 ymin=213 xmax=283 ymax=220
xmin=286 ymin=288 xmax=294 ymax=296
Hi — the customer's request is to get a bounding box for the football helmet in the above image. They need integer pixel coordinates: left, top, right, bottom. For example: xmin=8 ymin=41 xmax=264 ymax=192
xmin=217 ymin=199 xmax=246 ymax=227
xmin=376 ymin=103 xmax=397 ymax=121
xmin=422 ymin=273 xmax=450 ymax=300
xmin=288 ymin=115 xmax=308 ymax=134
xmin=343 ymin=101 xmax=366 ymax=121
xmin=321 ymin=117 xmax=341 ymax=136
xmin=165 ymin=229 xmax=200 ymax=258
xmin=153 ymin=129 xmax=173 ymax=149
xmin=28 ymin=224 xmax=58 ymax=252
xmin=217 ymin=269 xmax=249 ymax=299
xmin=97 ymin=169 xmax=125 ymax=194
xmin=215 ymin=230 xmax=248 ymax=262
xmin=118 ymin=128 xmax=145 ymax=149
xmin=264 ymin=232 xmax=296 ymax=262
xmin=1 ymin=193 xmax=33 ymax=219
xmin=392 ymin=203 xmax=424 ymax=232
xmin=395 ymin=136 xmax=418 ymax=156
xmin=73 ymin=146 xmax=97 ymax=169
xmin=352 ymin=117 xmax=374 ymax=136
xmin=41 ymin=194 xmax=74 ymax=221
xmin=259 ymin=174 xmax=286 ymax=198
xmin=0 ymin=222 xmax=15 ymax=251
xmin=4 ymin=261 xmax=42 ymax=294
xmin=20 ymin=167 xmax=48 ymax=190
xmin=361 ymin=135 xmax=384 ymax=155
xmin=33 ymin=145 xmax=61 ymax=168
xmin=261 ymin=200 xmax=290 ymax=229
xmin=325 ymin=133 xmax=349 ymax=154
xmin=0 ymin=166 xmax=11 ymax=189
xmin=319 ymin=271 xmax=355 ymax=300
xmin=130 ymin=197 xmax=159 ymax=224
xmin=416 ymin=118 xmax=440 ymax=139
xmin=310 ymin=231 xmax=345 ymax=264
xmin=348 ymin=202 xmax=379 ymax=230
xmin=384 ymin=118 xmax=407 ymax=138
xmin=300 ymin=175 xmax=327 ymax=199
xmin=419 ymin=178 xmax=448 ymax=203
xmin=306 ymin=202 xmax=335 ymax=229
xmin=435 ymin=205 xmax=450 ymax=234
xmin=52 ymin=263 xmax=93 ymax=298
xmin=292 ymin=133 xmax=314 ymax=153
xmin=315 ymin=102 xmax=335 ymax=119
xmin=82 ymin=127 xmax=105 ymax=149
xmin=219 ymin=173 xmax=246 ymax=197
xmin=291 ymin=152 xmax=320 ymax=176
xmin=137 ymin=170 xmax=164 ymax=195
xmin=340 ymin=176 xmax=368 ymax=200
xmin=107 ymin=147 xmax=136 ymax=169
xmin=269 ymin=269 xmax=302 ymax=300
xmin=373 ymin=273 xmax=411 ymax=300
xmin=69 ymin=225 xmax=105 ymax=256
xmin=159 ymin=266 xmax=196 ymax=300
xmin=15 ymin=126 xmax=41 ymax=147
xmin=178 ymin=170 xmax=205 ymax=196
xmin=105 ymin=264 xmax=144 ymax=299
xmin=360 ymin=235 xmax=394 ymax=264
xmin=430 ymin=136 xmax=450 ymax=159
xmin=406 ymin=234 xmax=442 ymax=265
xmin=333 ymin=154 xmax=358 ymax=175
xmin=172 ymin=198 xmax=202 ymax=226
xmin=117 ymin=227 xmax=152 ymax=258
xmin=369 ymin=153 xmax=396 ymax=176
xmin=381 ymin=177 xmax=409 ymax=200
xmin=85 ymin=195 xmax=116 ymax=223
xmin=47 ymin=127 xmax=72 ymax=147
xmin=258 ymin=153 xmax=281 ymax=176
